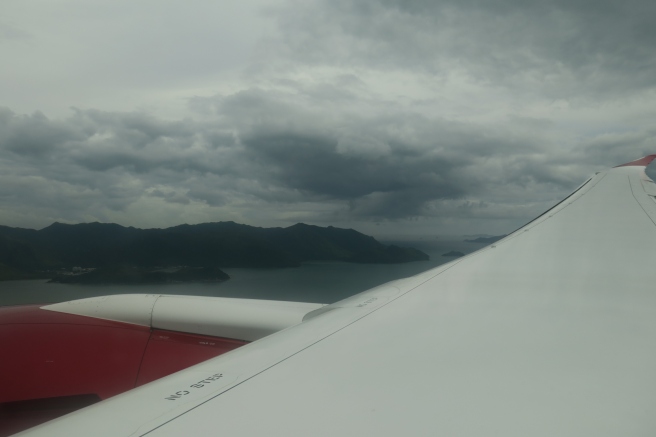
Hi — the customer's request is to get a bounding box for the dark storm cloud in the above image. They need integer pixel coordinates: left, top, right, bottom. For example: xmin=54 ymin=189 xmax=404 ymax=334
xmin=0 ymin=96 xmax=555 ymax=224
xmin=186 ymin=187 xmax=227 ymax=207
xmin=0 ymin=78 xmax=648 ymax=229
xmin=0 ymin=107 xmax=239 ymax=220
xmin=4 ymin=0 xmax=654 ymax=235
xmin=192 ymin=87 xmax=582 ymax=219
xmin=0 ymin=108 xmax=85 ymax=156
xmin=148 ymin=189 xmax=191 ymax=205
xmin=272 ymin=0 xmax=656 ymax=98
xmin=241 ymin=130 xmax=466 ymax=217
xmin=60 ymin=109 xmax=242 ymax=178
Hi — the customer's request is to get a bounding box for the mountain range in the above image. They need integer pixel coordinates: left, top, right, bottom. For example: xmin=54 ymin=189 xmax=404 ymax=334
xmin=0 ymin=221 xmax=429 ymax=281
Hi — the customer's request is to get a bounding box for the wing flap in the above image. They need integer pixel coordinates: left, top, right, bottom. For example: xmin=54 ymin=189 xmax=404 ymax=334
xmin=43 ymin=295 xmax=325 ymax=341
xmin=20 ymin=282 xmax=413 ymax=436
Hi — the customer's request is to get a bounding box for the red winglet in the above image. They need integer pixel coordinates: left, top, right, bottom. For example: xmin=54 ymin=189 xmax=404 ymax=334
xmin=614 ymin=154 xmax=656 ymax=168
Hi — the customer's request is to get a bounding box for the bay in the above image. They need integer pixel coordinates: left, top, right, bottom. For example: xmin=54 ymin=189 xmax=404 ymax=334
xmin=0 ymin=240 xmax=482 ymax=306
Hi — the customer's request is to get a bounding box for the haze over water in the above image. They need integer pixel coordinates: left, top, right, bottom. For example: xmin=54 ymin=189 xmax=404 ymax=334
xmin=0 ymin=239 xmax=485 ymax=306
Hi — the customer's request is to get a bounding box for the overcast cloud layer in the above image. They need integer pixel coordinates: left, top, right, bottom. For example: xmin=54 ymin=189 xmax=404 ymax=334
xmin=2 ymin=0 xmax=656 ymax=237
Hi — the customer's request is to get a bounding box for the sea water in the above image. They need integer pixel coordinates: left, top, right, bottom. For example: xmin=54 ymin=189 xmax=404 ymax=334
xmin=0 ymin=239 xmax=484 ymax=306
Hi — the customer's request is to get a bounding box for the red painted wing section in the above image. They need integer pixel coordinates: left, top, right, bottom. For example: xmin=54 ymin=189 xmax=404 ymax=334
xmin=0 ymin=305 xmax=247 ymax=436
xmin=0 ymin=305 xmax=150 ymax=436
xmin=0 ymin=305 xmax=152 ymax=404
xmin=613 ymin=154 xmax=656 ymax=167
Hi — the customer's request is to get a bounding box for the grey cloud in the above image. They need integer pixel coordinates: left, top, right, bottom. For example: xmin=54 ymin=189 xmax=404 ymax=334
xmin=0 ymin=108 xmax=234 ymax=225
xmin=581 ymin=129 xmax=656 ymax=166
xmin=74 ymin=152 xmax=155 ymax=173
xmin=71 ymin=109 xmax=196 ymax=147
xmin=186 ymin=187 xmax=227 ymax=207
xmin=0 ymin=108 xmax=85 ymax=157
xmin=192 ymin=88 xmax=329 ymax=136
xmin=1 ymin=75 xmax=651 ymax=230
xmin=206 ymin=87 xmax=562 ymax=218
xmin=149 ymin=189 xmax=191 ymax=205
xmin=271 ymin=0 xmax=656 ymax=98
xmin=202 ymin=84 xmax=633 ymax=221
xmin=242 ymin=131 xmax=466 ymax=196
xmin=349 ymin=187 xmax=459 ymax=219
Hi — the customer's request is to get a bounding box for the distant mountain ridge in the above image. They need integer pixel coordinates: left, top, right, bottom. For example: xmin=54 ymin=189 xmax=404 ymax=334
xmin=463 ymin=235 xmax=506 ymax=244
xmin=0 ymin=221 xmax=429 ymax=280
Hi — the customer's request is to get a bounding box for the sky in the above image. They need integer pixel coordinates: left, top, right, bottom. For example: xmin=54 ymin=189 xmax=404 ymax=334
xmin=2 ymin=0 xmax=656 ymax=239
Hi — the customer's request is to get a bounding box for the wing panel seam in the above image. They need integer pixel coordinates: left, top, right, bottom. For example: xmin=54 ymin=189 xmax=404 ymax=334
xmin=628 ymin=175 xmax=656 ymax=228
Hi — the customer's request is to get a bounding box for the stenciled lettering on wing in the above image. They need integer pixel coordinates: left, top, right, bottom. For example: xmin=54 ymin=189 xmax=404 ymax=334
xmin=164 ymin=390 xmax=190 ymax=401
xmin=165 ymin=373 xmax=223 ymax=400
xmin=357 ymin=297 xmax=378 ymax=308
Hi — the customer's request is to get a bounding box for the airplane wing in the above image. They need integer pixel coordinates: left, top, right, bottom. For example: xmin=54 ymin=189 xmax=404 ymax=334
xmin=11 ymin=155 xmax=656 ymax=436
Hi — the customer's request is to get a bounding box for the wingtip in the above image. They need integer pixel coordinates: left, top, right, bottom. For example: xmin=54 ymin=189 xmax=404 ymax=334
xmin=614 ymin=154 xmax=656 ymax=168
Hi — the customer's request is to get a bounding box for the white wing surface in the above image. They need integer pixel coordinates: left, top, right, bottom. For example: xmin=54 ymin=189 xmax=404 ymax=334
xmin=18 ymin=156 xmax=656 ymax=436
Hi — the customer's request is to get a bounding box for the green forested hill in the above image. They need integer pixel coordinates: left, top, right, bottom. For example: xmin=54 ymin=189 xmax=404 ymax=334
xmin=0 ymin=221 xmax=428 ymax=281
